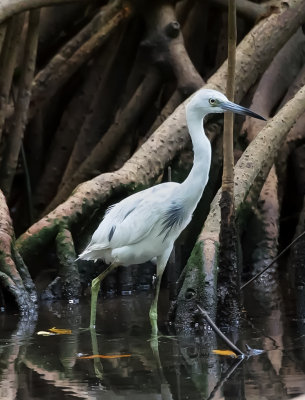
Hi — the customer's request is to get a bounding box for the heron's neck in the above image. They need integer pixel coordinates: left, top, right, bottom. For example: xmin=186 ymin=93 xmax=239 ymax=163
xmin=181 ymin=110 xmax=211 ymax=206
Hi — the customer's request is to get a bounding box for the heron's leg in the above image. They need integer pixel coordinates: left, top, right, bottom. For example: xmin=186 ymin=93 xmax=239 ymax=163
xmin=149 ymin=273 xmax=162 ymax=337
xmin=90 ymin=262 xmax=119 ymax=329
xmin=149 ymin=248 xmax=172 ymax=337
xmin=90 ymin=326 xmax=104 ymax=381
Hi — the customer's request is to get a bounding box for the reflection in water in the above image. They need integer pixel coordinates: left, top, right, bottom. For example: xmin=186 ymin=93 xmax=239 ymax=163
xmin=0 ymin=288 xmax=305 ymax=399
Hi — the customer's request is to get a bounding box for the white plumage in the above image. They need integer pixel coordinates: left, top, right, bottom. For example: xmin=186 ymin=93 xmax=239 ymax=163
xmin=79 ymin=182 xmax=186 ymax=265
xmin=78 ymin=88 xmax=265 ymax=335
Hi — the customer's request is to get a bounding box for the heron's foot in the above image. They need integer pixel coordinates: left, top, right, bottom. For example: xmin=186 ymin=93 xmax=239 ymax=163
xmin=77 ymin=326 xmax=92 ymax=333
xmin=148 ymin=333 xmax=177 ymax=343
xmin=77 ymin=325 xmax=97 ymax=332
xmin=94 ymin=358 xmax=104 ymax=380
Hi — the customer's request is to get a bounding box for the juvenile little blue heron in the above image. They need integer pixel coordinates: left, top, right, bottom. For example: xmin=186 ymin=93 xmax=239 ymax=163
xmin=78 ymin=88 xmax=265 ymax=336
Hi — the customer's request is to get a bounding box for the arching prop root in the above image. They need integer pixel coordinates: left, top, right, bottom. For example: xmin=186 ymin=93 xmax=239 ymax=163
xmin=42 ymin=227 xmax=81 ymax=300
xmin=17 ymin=0 xmax=305 ymax=263
xmin=29 ymin=0 xmax=131 ymax=119
xmin=237 ymin=29 xmax=305 ymax=317
xmin=0 ymin=190 xmax=36 ymax=313
xmin=46 ymin=68 xmax=163 ymax=213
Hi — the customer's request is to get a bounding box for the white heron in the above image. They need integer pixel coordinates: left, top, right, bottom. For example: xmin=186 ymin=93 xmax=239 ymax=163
xmin=78 ymin=88 xmax=265 ymax=336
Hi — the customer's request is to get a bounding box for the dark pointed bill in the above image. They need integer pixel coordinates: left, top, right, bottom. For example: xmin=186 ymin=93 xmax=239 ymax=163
xmin=220 ymin=101 xmax=266 ymax=121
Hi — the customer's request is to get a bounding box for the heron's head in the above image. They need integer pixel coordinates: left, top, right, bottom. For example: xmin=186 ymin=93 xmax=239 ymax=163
xmin=186 ymin=88 xmax=266 ymax=121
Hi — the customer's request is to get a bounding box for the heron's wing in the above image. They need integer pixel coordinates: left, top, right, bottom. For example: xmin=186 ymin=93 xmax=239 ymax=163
xmin=90 ymin=182 xmax=180 ymax=248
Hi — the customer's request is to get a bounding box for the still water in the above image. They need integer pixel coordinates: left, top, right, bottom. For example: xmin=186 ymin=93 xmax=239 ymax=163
xmin=0 ymin=285 xmax=305 ymax=400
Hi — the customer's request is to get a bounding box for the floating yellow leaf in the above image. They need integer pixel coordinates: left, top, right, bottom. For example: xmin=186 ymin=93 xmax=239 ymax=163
xmin=212 ymin=349 xmax=237 ymax=358
xmin=37 ymin=331 xmax=56 ymax=336
xmin=49 ymin=327 xmax=72 ymax=335
xmin=78 ymin=354 xmax=131 ymax=359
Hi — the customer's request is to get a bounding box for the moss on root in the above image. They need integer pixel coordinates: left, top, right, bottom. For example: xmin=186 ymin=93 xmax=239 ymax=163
xmin=174 ymin=240 xmax=219 ymax=333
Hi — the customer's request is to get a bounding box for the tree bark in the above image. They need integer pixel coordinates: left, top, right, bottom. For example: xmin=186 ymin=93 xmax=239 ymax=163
xmin=0 ymin=23 xmax=7 ymax=55
xmin=0 ymin=14 xmax=25 ymax=143
xmin=218 ymin=0 xmax=239 ymax=321
xmin=144 ymin=2 xmax=203 ymax=96
xmin=242 ymin=165 xmax=280 ymax=290
xmin=276 ymin=62 xmax=305 ymax=204
xmin=0 ymin=0 xmax=94 ymax=25
xmin=238 ymin=29 xmax=305 ymax=287
xmin=32 ymin=34 xmax=125 ymax=214
xmin=0 ymin=10 xmax=40 ymax=198
xmin=288 ymin=194 xmax=305 ymax=321
xmin=207 ymin=0 xmax=305 ymax=99
xmin=45 ymin=68 xmax=163 ymax=213
xmin=47 ymin=227 xmax=81 ymax=299
xmin=144 ymin=1 xmax=207 ymax=141
xmin=46 ymin=1 xmax=204 ymax=211
xmin=242 ymin=28 xmax=305 ymax=142
xmin=29 ymin=0 xmax=131 ymax=118
xmin=38 ymin=3 xmax=89 ymax=62
xmin=212 ymin=0 xmax=275 ymax=21
xmin=58 ymin=24 xmax=138 ymax=189
xmin=0 ymin=190 xmax=36 ymax=312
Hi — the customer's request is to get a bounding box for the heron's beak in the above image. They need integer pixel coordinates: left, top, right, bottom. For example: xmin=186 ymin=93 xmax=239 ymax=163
xmin=220 ymin=101 xmax=266 ymax=121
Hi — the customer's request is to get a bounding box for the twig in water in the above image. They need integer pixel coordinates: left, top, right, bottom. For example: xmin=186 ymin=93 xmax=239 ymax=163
xmin=206 ymin=356 xmax=244 ymax=400
xmin=197 ymin=305 xmax=244 ymax=357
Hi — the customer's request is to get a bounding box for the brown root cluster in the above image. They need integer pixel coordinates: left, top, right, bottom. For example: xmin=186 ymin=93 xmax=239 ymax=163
xmin=0 ymin=0 xmax=304 ymax=333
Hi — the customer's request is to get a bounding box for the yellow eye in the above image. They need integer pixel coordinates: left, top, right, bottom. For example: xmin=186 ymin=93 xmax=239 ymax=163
xmin=209 ymin=98 xmax=216 ymax=105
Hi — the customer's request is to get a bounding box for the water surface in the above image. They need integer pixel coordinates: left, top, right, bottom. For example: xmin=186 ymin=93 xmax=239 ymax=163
xmin=0 ymin=286 xmax=305 ymax=399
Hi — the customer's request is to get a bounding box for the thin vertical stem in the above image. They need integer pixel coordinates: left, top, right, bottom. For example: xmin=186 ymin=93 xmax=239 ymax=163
xmin=222 ymin=0 xmax=236 ymax=192
xmin=218 ymin=0 xmax=239 ymax=319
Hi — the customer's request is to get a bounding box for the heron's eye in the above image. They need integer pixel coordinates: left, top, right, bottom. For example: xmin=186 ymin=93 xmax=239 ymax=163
xmin=209 ymin=98 xmax=216 ymax=105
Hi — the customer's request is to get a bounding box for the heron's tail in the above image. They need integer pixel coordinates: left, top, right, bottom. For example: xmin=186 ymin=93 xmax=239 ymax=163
xmin=76 ymin=243 xmax=108 ymax=262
